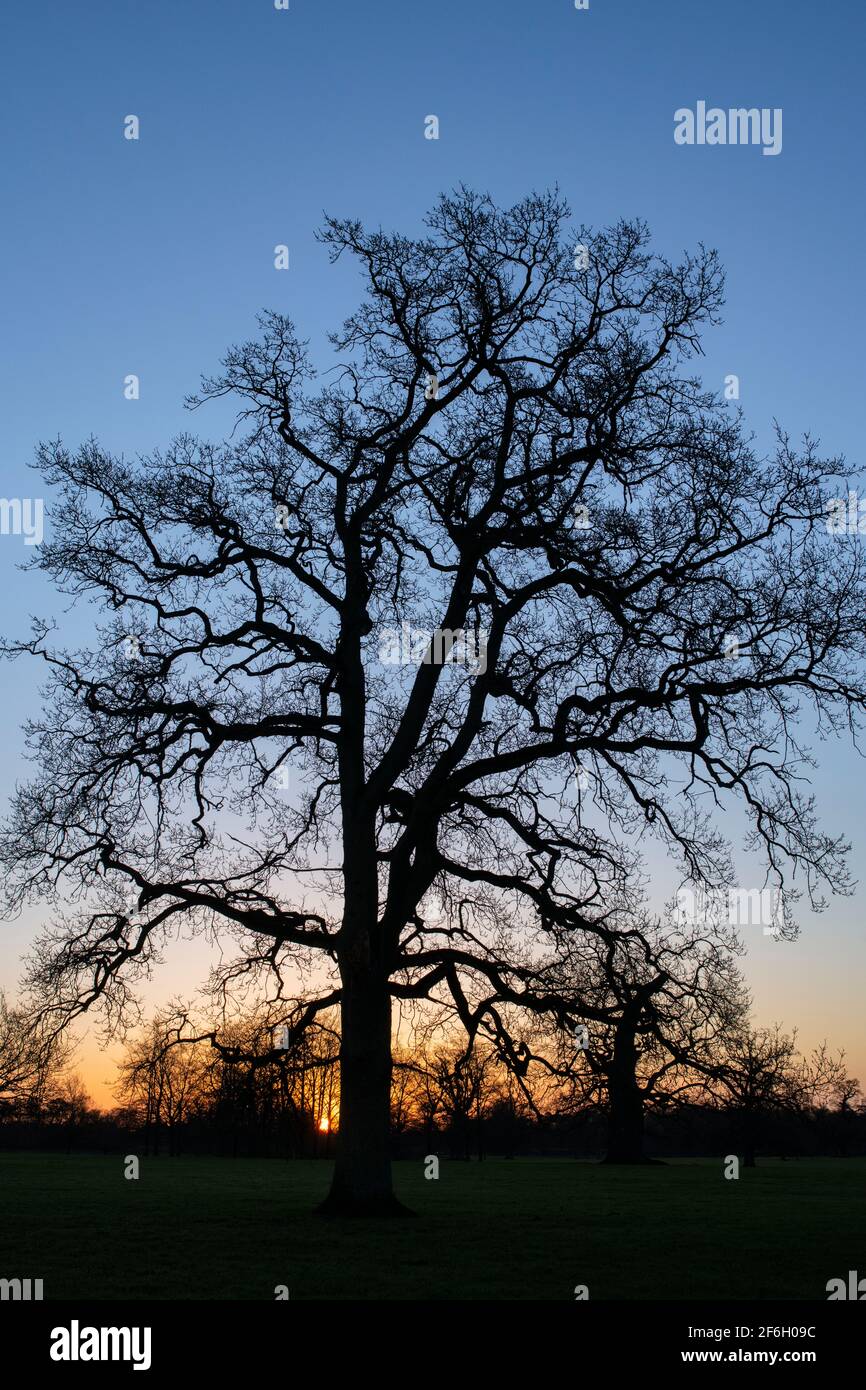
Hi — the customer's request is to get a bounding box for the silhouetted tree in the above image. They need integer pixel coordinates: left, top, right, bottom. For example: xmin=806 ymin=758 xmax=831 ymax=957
xmin=711 ymin=1024 xmax=859 ymax=1166
xmin=520 ymin=921 xmax=745 ymax=1162
xmin=117 ymin=1016 xmax=208 ymax=1156
xmin=3 ymin=188 xmax=865 ymax=1212
xmin=0 ymin=991 xmax=70 ymax=1108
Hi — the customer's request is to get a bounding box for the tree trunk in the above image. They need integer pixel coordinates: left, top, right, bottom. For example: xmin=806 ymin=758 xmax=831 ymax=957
xmin=603 ymin=1017 xmax=651 ymax=1164
xmin=317 ymin=967 xmax=408 ymax=1216
xmin=320 ymin=640 xmax=410 ymax=1214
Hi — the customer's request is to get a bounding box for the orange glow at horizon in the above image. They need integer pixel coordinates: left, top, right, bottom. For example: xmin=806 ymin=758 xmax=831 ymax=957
xmin=318 ymin=1117 xmax=330 ymax=1133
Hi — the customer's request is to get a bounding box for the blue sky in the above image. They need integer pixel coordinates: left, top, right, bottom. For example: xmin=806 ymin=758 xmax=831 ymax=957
xmin=1 ymin=0 xmax=865 ymax=1099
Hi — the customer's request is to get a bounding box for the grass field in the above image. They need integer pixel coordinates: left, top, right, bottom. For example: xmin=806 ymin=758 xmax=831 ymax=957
xmin=0 ymin=1153 xmax=862 ymax=1300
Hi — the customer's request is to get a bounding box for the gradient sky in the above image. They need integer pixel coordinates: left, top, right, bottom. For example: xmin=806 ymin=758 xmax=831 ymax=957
xmin=1 ymin=0 xmax=865 ymax=1106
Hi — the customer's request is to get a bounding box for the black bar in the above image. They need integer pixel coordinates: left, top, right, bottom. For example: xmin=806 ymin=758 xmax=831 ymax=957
xmin=3 ymin=1299 xmax=860 ymax=1376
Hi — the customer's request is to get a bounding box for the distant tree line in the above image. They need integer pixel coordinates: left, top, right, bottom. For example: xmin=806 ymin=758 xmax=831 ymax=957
xmin=1 ymin=997 xmax=862 ymax=1164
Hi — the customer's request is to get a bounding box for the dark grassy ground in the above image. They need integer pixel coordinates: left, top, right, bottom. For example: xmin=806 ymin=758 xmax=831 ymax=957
xmin=0 ymin=1153 xmax=861 ymax=1300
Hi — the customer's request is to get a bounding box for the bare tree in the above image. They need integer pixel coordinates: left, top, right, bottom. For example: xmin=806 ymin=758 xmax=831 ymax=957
xmin=509 ymin=918 xmax=746 ymax=1162
xmin=0 ymin=991 xmax=71 ymax=1109
xmin=116 ymin=1015 xmax=208 ymax=1156
xmin=116 ymin=1004 xmax=340 ymax=1157
xmin=421 ymin=1040 xmax=501 ymax=1160
xmin=2 ymin=187 xmax=865 ymax=1212
xmin=709 ymin=1023 xmax=859 ymax=1166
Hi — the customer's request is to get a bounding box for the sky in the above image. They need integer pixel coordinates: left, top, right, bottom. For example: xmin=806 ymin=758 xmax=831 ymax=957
xmin=1 ymin=0 xmax=865 ymax=1106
